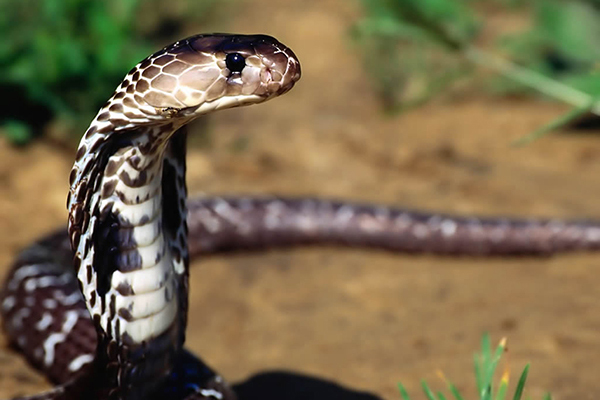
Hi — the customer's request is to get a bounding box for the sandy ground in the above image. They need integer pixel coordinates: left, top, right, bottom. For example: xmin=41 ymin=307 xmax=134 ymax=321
xmin=2 ymin=1 xmax=600 ymax=399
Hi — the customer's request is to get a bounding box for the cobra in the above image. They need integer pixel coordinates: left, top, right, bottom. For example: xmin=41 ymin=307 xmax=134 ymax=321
xmin=3 ymin=33 xmax=600 ymax=400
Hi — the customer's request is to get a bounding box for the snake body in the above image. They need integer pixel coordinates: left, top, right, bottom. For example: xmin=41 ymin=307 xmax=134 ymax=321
xmin=2 ymin=33 xmax=600 ymax=400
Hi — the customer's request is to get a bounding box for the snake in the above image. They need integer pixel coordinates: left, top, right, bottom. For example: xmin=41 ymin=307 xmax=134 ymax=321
xmin=2 ymin=33 xmax=600 ymax=400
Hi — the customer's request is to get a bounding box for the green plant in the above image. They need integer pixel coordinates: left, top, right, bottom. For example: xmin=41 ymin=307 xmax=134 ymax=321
xmin=0 ymin=0 xmax=221 ymax=144
xmin=398 ymin=334 xmax=551 ymax=400
xmin=352 ymin=0 xmax=600 ymax=142
xmin=350 ymin=0 xmax=479 ymax=110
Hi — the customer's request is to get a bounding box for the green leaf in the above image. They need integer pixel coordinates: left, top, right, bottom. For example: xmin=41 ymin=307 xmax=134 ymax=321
xmin=513 ymin=364 xmax=530 ymax=400
xmin=535 ymin=0 xmax=600 ymax=62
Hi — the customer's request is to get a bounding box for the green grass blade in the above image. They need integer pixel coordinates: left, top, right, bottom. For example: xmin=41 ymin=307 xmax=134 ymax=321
xmin=512 ymin=364 xmax=530 ymax=400
xmin=398 ymin=382 xmax=411 ymax=400
xmin=474 ymin=352 xmax=484 ymax=395
xmin=497 ymin=382 xmax=509 ymax=400
xmin=495 ymin=370 xmax=509 ymax=400
xmin=476 ymin=334 xmax=493 ymax=397
xmin=448 ymin=383 xmax=464 ymax=400
xmin=421 ymin=380 xmax=437 ymax=400
xmin=483 ymin=338 xmax=508 ymax=398
xmin=481 ymin=334 xmax=492 ymax=363
xmin=512 ymin=100 xmax=596 ymax=146
xmin=437 ymin=391 xmax=447 ymax=400
xmin=437 ymin=371 xmax=465 ymax=400
xmin=481 ymin=384 xmax=492 ymax=400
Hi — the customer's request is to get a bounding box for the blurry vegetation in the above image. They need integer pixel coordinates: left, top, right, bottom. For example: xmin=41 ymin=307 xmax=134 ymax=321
xmin=352 ymin=0 xmax=600 ymax=143
xmin=0 ymin=0 xmax=222 ymax=145
xmin=399 ymin=334 xmax=551 ymax=400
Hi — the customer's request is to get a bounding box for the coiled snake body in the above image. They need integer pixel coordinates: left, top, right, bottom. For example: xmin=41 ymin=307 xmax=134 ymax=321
xmin=2 ymin=33 xmax=600 ymax=400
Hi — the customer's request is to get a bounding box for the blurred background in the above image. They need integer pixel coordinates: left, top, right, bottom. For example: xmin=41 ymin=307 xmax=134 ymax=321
xmin=1 ymin=0 xmax=600 ymax=398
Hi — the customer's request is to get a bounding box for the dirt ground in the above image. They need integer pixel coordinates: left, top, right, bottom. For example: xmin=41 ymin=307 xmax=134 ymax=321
xmin=2 ymin=1 xmax=600 ymax=399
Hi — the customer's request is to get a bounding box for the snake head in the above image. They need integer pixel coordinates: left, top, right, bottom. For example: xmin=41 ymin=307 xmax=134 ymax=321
xmin=113 ymin=33 xmax=301 ymax=121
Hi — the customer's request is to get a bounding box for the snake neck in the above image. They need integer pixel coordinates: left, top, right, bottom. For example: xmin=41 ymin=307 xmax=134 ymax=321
xmin=68 ymin=123 xmax=189 ymax=399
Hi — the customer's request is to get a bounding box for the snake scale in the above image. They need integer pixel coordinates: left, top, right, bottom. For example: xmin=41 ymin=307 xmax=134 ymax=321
xmin=2 ymin=33 xmax=600 ymax=400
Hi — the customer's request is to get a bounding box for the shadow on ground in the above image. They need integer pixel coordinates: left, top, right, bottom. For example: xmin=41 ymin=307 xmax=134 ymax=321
xmin=235 ymin=371 xmax=382 ymax=400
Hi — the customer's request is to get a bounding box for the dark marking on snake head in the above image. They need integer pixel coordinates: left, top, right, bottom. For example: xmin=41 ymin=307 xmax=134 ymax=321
xmin=123 ymin=97 xmax=136 ymax=108
xmin=142 ymin=66 xmax=160 ymax=79
xmin=110 ymin=118 xmax=128 ymax=127
xmin=134 ymin=94 xmax=144 ymax=106
xmin=139 ymin=58 xmax=152 ymax=70
xmin=135 ymin=79 xmax=149 ymax=93
xmin=109 ymin=104 xmax=123 ymax=113
xmin=152 ymin=54 xmax=174 ymax=66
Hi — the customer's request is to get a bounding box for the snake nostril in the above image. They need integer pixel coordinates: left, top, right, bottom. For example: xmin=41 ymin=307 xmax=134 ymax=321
xmin=225 ymin=53 xmax=245 ymax=73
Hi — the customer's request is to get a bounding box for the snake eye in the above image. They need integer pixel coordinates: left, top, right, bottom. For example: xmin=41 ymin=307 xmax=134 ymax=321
xmin=225 ymin=53 xmax=245 ymax=73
